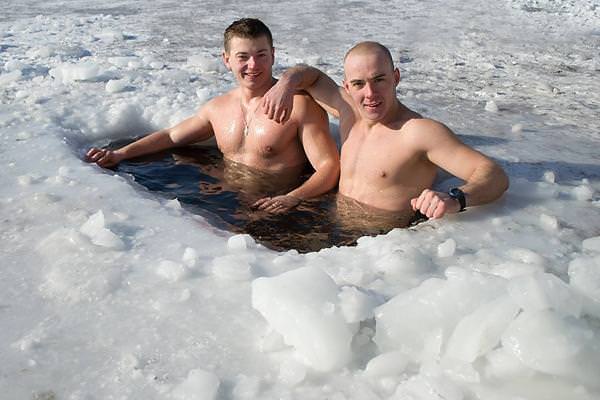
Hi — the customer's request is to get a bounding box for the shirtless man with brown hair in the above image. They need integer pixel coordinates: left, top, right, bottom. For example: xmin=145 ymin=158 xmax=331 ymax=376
xmin=86 ymin=18 xmax=339 ymax=214
xmin=262 ymin=41 xmax=508 ymax=226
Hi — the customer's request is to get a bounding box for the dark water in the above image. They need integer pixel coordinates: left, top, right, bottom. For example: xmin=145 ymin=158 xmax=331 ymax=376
xmin=114 ymin=143 xmax=421 ymax=252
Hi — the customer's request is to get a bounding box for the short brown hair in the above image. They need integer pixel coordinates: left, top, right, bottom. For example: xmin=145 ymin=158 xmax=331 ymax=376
xmin=224 ymin=18 xmax=273 ymax=53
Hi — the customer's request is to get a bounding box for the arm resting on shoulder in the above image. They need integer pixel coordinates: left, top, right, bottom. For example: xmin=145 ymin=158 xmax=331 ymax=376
xmin=263 ymin=64 xmax=349 ymax=122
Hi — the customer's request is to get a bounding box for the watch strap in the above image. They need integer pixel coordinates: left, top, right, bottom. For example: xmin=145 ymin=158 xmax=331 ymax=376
xmin=448 ymin=188 xmax=466 ymax=212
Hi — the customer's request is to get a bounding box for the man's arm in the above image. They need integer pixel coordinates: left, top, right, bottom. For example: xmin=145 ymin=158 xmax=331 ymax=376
xmin=262 ymin=64 xmax=352 ymax=123
xmin=410 ymin=119 xmax=509 ymax=219
xmin=86 ymin=106 xmax=214 ymax=167
xmin=254 ymin=96 xmax=340 ymax=213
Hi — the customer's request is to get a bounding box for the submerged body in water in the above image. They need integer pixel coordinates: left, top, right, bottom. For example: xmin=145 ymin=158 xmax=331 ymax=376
xmin=116 ymin=144 xmax=424 ymax=252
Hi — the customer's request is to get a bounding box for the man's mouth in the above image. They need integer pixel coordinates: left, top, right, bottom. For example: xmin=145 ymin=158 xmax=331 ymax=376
xmin=244 ymin=71 xmax=261 ymax=79
xmin=363 ymin=101 xmax=382 ymax=110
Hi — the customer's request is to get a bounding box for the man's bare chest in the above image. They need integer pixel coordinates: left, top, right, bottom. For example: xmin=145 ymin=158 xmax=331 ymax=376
xmin=210 ymin=111 xmax=299 ymax=157
xmin=340 ymin=132 xmax=422 ymax=181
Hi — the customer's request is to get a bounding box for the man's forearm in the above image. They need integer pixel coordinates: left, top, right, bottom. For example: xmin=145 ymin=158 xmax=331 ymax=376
xmin=460 ymin=162 xmax=509 ymax=207
xmin=279 ymin=64 xmax=323 ymax=91
xmin=115 ymin=130 xmax=177 ymax=160
xmin=286 ymin=160 xmax=339 ymax=201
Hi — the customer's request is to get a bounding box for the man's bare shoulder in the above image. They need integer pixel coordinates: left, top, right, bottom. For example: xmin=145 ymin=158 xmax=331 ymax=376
xmin=196 ymin=89 xmax=238 ymax=118
xmin=402 ymin=117 xmax=453 ymax=137
xmin=290 ymin=92 xmax=327 ymax=120
xmin=401 ymin=117 xmax=461 ymax=151
xmin=291 ymin=91 xmax=317 ymax=107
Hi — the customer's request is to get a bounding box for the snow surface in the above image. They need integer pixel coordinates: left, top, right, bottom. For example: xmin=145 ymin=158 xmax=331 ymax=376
xmin=1 ymin=1 xmax=600 ymax=399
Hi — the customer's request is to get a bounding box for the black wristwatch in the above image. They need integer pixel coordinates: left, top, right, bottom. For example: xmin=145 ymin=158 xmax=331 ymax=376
xmin=448 ymin=188 xmax=466 ymax=212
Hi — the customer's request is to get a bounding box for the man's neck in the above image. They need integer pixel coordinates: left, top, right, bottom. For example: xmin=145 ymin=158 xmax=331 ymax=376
xmin=239 ymin=77 xmax=276 ymax=103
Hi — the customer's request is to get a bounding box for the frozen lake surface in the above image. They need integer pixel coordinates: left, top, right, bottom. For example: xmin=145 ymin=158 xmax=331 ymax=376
xmin=1 ymin=1 xmax=600 ymax=399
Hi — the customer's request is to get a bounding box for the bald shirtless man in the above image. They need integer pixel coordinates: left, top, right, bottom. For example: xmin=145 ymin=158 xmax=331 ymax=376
xmin=86 ymin=18 xmax=339 ymax=214
xmin=262 ymin=41 xmax=508 ymax=226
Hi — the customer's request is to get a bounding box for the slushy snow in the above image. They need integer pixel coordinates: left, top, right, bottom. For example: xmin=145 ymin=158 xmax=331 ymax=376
xmin=1 ymin=1 xmax=599 ymax=399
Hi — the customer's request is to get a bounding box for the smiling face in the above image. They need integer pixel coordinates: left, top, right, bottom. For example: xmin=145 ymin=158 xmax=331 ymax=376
xmin=222 ymin=35 xmax=275 ymax=91
xmin=343 ymin=44 xmax=400 ymax=123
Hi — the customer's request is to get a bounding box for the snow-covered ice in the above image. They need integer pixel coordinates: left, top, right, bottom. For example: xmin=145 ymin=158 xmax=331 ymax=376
xmin=1 ymin=1 xmax=599 ymax=399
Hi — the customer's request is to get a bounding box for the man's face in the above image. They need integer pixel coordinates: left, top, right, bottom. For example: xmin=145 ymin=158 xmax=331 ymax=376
xmin=223 ymin=35 xmax=274 ymax=89
xmin=343 ymin=51 xmax=399 ymax=122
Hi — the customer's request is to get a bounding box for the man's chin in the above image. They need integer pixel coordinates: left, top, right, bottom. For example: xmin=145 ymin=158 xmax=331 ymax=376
xmin=361 ymin=110 xmax=385 ymax=121
xmin=239 ymin=77 xmax=269 ymax=89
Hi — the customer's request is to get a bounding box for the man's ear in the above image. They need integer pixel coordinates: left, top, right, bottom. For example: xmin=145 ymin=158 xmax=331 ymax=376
xmin=222 ymin=51 xmax=231 ymax=70
xmin=394 ymin=68 xmax=400 ymax=86
xmin=342 ymin=79 xmax=350 ymax=93
xmin=271 ymin=47 xmax=275 ymax=66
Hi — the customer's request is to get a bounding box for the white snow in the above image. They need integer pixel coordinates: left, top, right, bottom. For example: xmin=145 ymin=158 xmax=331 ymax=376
xmin=1 ymin=1 xmax=599 ymax=399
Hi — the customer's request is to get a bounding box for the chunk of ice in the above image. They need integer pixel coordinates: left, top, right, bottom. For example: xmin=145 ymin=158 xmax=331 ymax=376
xmin=508 ymin=272 xmax=581 ymax=317
xmin=374 ymin=246 xmax=434 ymax=277
xmin=572 ymin=185 xmax=594 ymax=201
xmin=165 ymin=198 xmax=182 ymax=209
xmin=375 ymin=268 xmax=507 ymax=362
xmin=90 ymin=227 xmax=125 ymax=250
xmin=279 ymin=358 xmax=307 ymax=386
xmin=80 ymin=210 xmax=106 ymax=236
xmin=156 ymin=260 xmax=188 ymax=282
xmin=484 ymin=348 xmax=534 ymax=380
xmin=105 ymin=79 xmax=130 ymax=93
xmin=438 ymin=239 xmax=456 ymax=258
xmin=182 ymin=247 xmax=198 ymax=268
xmin=506 ymin=248 xmax=546 ymax=266
xmin=501 ymin=310 xmax=600 ymax=387
xmin=393 ymin=374 xmax=464 ymax=400
xmin=80 ymin=211 xmax=124 ymax=250
xmin=568 ymin=255 xmax=600 ymax=318
xmin=444 ymin=295 xmax=520 ymax=363
xmin=511 ymin=123 xmax=523 ymax=133
xmin=252 ymin=266 xmax=356 ymax=371
xmin=540 ymin=213 xmax=559 ymax=231
xmin=227 ymin=234 xmax=256 ymax=251
xmin=17 ymin=175 xmax=34 ymax=186
xmin=49 ymin=61 xmax=103 ymax=84
xmin=543 ymin=170 xmax=556 ymax=183
xmin=364 ymin=351 xmax=409 ymax=377
xmin=338 ymin=286 xmax=380 ymax=323
xmin=485 ymin=100 xmax=499 ymax=112
xmin=172 ymin=369 xmax=220 ymax=400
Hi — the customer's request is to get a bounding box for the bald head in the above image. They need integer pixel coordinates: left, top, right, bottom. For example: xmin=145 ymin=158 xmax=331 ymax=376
xmin=344 ymin=41 xmax=394 ymax=71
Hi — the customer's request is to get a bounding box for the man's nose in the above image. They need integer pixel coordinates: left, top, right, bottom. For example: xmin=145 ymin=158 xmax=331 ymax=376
xmin=247 ymin=56 xmax=257 ymax=68
xmin=364 ymin=82 xmax=375 ymax=97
